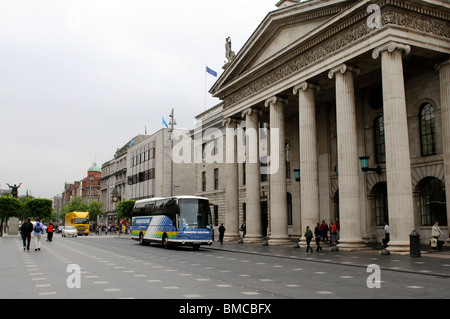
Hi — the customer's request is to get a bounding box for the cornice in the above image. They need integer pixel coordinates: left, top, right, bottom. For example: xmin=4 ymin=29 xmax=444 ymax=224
xmin=221 ymin=1 xmax=450 ymax=109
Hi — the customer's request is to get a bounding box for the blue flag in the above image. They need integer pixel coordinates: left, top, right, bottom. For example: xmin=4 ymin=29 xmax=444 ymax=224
xmin=206 ymin=66 xmax=217 ymax=77
xmin=162 ymin=117 xmax=169 ymax=128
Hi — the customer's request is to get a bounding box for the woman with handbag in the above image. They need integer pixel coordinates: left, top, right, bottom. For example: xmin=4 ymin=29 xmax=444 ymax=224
xmin=431 ymin=221 xmax=444 ymax=250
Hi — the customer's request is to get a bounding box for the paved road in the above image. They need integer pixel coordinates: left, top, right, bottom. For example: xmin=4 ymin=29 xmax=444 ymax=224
xmin=2 ymin=234 xmax=450 ymax=300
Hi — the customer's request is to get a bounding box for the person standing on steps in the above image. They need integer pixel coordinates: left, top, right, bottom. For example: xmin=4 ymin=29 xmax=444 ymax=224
xmin=314 ymin=223 xmax=322 ymax=252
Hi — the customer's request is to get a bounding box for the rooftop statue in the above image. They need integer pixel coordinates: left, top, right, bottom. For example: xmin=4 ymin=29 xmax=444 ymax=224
xmin=223 ymin=36 xmax=236 ymax=69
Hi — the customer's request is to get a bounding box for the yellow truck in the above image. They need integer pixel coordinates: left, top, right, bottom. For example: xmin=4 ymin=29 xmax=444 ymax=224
xmin=65 ymin=212 xmax=90 ymax=236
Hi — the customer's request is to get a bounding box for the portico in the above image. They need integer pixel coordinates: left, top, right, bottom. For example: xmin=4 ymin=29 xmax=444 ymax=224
xmin=205 ymin=0 xmax=450 ymax=252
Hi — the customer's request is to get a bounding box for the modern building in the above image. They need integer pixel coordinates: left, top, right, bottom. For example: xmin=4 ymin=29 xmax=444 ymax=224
xmin=127 ymin=128 xmax=196 ymax=200
xmin=99 ymin=128 xmax=197 ymax=226
xmin=204 ymin=0 xmax=449 ymax=253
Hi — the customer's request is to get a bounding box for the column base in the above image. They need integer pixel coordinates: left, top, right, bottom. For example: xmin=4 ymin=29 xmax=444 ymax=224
xmin=224 ymin=234 xmax=241 ymax=242
xmin=268 ymin=237 xmax=292 ymax=246
xmin=243 ymin=235 xmax=263 ymax=244
xmin=337 ymin=240 xmax=367 ymax=251
xmin=383 ymin=241 xmax=410 ymax=255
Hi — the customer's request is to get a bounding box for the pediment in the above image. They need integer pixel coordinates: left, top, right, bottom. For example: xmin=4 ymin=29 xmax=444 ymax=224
xmin=249 ymin=17 xmax=329 ymax=68
xmin=210 ymin=0 xmax=358 ymax=99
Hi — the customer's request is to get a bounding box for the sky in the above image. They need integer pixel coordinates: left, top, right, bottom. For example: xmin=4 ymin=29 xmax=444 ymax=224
xmin=0 ymin=0 xmax=278 ymax=199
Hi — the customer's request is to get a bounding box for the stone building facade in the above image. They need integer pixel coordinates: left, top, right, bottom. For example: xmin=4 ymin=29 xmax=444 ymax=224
xmin=204 ymin=0 xmax=450 ymax=253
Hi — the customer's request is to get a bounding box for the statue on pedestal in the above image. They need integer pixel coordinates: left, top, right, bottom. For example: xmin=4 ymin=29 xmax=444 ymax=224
xmin=7 ymin=183 xmax=21 ymax=198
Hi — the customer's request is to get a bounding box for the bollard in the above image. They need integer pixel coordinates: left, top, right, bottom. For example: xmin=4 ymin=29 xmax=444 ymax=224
xmin=409 ymin=230 xmax=421 ymax=258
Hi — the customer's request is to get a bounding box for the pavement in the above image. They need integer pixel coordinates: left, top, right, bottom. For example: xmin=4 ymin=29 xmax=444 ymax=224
xmin=5 ymin=232 xmax=450 ymax=278
xmin=203 ymin=239 xmax=450 ymax=278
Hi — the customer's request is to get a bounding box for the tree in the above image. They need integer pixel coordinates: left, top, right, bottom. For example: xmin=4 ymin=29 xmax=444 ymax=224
xmin=0 ymin=195 xmax=22 ymax=236
xmin=88 ymin=200 xmax=103 ymax=223
xmin=24 ymin=198 xmax=53 ymax=221
xmin=60 ymin=197 xmax=89 ymax=219
xmin=117 ymin=200 xmax=136 ymax=220
xmin=59 ymin=197 xmax=103 ymax=223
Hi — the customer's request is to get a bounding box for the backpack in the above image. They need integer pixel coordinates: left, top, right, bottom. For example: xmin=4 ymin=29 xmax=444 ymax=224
xmin=34 ymin=223 xmax=42 ymax=233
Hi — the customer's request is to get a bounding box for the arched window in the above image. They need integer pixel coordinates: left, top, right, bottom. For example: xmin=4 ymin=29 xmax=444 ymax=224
xmin=373 ymin=182 xmax=388 ymax=226
xmin=285 ymin=142 xmax=291 ymax=179
xmin=420 ymin=177 xmax=447 ymax=226
xmin=420 ymin=103 xmax=436 ymax=156
xmin=374 ymin=116 xmax=385 ymax=164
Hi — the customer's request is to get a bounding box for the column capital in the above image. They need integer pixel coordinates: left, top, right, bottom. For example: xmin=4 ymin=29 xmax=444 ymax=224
xmin=264 ymin=96 xmax=288 ymax=108
xmin=293 ymin=81 xmax=320 ymax=95
xmin=435 ymin=58 xmax=450 ymax=71
xmin=372 ymin=41 xmax=411 ymax=60
xmin=328 ymin=63 xmax=360 ymax=80
xmin=241 ymin=107 xmax=262 ymax=118
xmin=222 ymin=117 xmax=239 ymax=127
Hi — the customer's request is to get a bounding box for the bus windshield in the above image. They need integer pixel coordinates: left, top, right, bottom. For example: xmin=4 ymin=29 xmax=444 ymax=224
xmin=178 ymin=198 xmax=212 ymax=229
xmin=74 ymin=218 xmax=89 ymax=224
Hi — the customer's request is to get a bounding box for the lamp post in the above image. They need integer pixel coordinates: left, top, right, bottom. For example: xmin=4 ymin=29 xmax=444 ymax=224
xmin=293 ymin=169 xmax=300 ymax=182
xmin=168 ymin=108 xmax=177 ymax=197
xmin=359 ymin=156 xmax=382 ymax=175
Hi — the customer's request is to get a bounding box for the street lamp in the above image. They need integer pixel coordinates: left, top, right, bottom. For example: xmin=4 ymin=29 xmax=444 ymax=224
xmin=359 ymin=156 xmax=382 ymax=175
xmin=293 ymin=169 xmax=300 ymax=182
xmin=168 ymin=108 xmax=177 ymax=197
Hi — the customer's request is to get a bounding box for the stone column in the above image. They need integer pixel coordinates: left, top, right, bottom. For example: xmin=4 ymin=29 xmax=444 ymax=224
xmin=265 ymin=96 xmax=291 ymax=245
xmin=373 ymin=41 xmax=414 ymax=254
xmin=223 ymin=117 xmax=241 ymax=241
xmin=293 ymin=82 xmax=320 ymax=236
xmin=328 ymin=64 xmax=365 ymax=250
xmin=436 ymin=59 xmax=450 ymax=234
xmin=242 ymin=108 xmax=263 ymax=243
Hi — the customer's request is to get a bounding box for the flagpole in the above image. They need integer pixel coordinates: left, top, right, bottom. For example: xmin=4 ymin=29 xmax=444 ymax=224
xmin=204 ymin=63 xmax=207 ymax=110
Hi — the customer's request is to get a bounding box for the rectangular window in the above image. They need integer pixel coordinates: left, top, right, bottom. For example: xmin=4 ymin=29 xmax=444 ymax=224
xmin=214 ymin=168 xmax=219 ymax=190
xmin=202 ymin=171 xmax=206 ymax=192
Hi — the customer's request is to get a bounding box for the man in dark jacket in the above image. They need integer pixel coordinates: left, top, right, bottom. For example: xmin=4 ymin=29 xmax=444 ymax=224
xmin=21 ymin=218 xmax=33 ymax=251
xmin=218 ymin=223 xmax=226 ymax=245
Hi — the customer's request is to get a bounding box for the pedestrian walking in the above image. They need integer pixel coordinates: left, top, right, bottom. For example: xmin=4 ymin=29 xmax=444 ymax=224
xmin=304 ymin=226 xmax=313 ymax=253
xmin=33 ymin=219 xmax=45 ymax=251
xmin=383 ymin=222 xmax=390 ymax=247
xmin=240 ymin=223 xmax=246 ymax=238
xmin=431 ymin=221 xmax=444 ymax=250
xmin=314 ymin=223 xmax=322 ymax=252
xmin=218 ymin=223 xmax=226 ymax=245
xmin=47 ymin=222 xmax=54 ymax=242
xmin=20 ymin=218 xmax=33 ymax=251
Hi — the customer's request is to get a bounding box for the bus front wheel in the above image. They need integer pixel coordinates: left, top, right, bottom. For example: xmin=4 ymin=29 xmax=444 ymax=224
xmin=139 ymin=233 xmax=145 ymax=245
